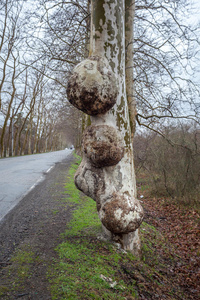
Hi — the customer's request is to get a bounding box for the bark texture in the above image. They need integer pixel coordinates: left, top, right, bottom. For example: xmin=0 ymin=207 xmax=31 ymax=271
xmin=82 ymin=125 xmax=124 ymax=167
xmin=67 ymin=56 xmax=118 ymax=115
xmin=67 ymin=0 xmax=143 ymax=255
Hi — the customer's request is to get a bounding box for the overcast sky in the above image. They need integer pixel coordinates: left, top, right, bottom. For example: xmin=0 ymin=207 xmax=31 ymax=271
xmin=0 ymin=0 xmax=200 ymax=128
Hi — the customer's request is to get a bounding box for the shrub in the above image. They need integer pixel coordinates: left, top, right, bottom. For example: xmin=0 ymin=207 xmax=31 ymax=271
xmin=134 ymin=124 xmax=200 ymax=208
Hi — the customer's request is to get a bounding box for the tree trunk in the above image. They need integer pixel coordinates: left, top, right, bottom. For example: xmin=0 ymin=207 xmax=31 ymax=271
xmin=125 ymin=0 xmax=137 ymax=137
xmin=28 ymin=115 xmax=33 ymax=155
xmin=0 ymin=57 xmax=16 ymax=157
xmin=67 ymin=0 xmax=143 ymax=255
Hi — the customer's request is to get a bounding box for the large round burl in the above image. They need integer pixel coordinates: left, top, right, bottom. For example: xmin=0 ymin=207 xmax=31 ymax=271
xmin=66 ymin=56 xmax=118 ymax=115
xmin=83 ymin=125 xmax=124 ymax=167
xmin=99 ymin=192 xmax=144 ymax=234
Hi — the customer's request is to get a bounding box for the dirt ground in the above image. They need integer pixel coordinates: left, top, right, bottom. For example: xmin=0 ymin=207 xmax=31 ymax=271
xmin=0 ymin=154 xmax=75 ymax=299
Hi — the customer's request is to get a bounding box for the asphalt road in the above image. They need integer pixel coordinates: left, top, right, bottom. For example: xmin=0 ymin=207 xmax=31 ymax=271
xmin=0 ymin=149 xmax=73 ymax=222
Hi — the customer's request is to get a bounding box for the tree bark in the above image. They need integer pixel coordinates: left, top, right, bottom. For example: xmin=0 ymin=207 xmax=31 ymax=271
xmin=67 ymin=0 xmax=143 ymax=255
xmin=125 ymin=0 xmax=137 ymax=138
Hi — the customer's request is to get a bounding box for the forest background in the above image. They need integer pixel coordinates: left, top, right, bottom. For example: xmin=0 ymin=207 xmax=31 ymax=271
xmin=0 ymin=0 xmax=200 ymax=209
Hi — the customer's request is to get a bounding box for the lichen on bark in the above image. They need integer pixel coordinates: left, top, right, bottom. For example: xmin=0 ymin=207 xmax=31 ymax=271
xmin=67 ymin=56 xmax=118 ymax=115
xmin=66 ymin=0 xmax=144 ymax=255
xmin=83 ymin=124 xmax=124 ymax=167
xmin=98 ymin=191 xmax=143 ymax=234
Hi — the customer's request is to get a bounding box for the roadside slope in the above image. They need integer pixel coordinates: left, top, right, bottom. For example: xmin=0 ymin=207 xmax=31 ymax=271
xmin=0 ymin=153 xmax=75 ymax=299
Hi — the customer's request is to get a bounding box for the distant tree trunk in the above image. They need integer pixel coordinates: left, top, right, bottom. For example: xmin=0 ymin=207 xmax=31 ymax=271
xmin=0 ymin=55 xmax=16 ymax=157
xmin=28 ymin=115 xmax=34 ymax=154
xmin=67 ymin=0 xmax=143 ymax=255
xmin=125 ymin=0 xmax=137 ymax=137
xmin=5 ymin=120 xmax=11 ymax=157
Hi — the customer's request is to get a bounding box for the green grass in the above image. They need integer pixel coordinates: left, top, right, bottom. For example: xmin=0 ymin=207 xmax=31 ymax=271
xmin=63 ymin=154 xmax=81 ymax=204
xmin=47 ymin=154 xmax=185 ymax=300
xmin=0 ymin=153 xmax=191 ymax=299
xmin=48 ymin=154 xmax=138 ymax=299
xmin=5 ymin=246 xmax=36 ymax=289
xmin=49 ymin=240 xmax=133 ymax=300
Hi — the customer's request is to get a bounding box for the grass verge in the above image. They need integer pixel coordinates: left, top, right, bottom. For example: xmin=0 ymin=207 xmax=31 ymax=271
xmin=47 ymin=154 xmax=187 ymax=300
xmin=0 ymin=153 xmax=193 ymax=299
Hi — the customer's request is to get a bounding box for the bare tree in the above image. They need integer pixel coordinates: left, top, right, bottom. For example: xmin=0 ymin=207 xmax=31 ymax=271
xmin=0 ymin=0 xmax=73 ymax=157
xmin=1 ymin=0 xmax=199 ymax=160
xmin=134 ymin=123 xmax=200 ymax=208
xmin=0 ymin=0 xmax=24 ymax=157
xmin=34 ymin=0 xmax=200 ymax=149
xmin=134 ymin=0 xmax=200 ymax=132
xmin=67 ymin=0 xmax=144 ymax=255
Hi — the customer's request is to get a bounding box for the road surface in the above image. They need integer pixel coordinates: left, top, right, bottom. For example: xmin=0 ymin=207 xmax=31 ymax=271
xmin=0 ymin=149 xmax=73 ymax=222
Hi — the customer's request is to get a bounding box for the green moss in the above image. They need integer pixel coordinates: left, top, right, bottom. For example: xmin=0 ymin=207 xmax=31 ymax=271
xmin=11 ymin=248 xmax=34 ymax=265
xmin=8 ymin=247 xmax=35 ymax=284
xmin=0 ymin=286 xmax=10 ymax=297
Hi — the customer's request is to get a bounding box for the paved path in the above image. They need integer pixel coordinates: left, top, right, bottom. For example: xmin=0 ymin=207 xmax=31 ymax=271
xmin=0 ymin=150 xmax=73 ymax=222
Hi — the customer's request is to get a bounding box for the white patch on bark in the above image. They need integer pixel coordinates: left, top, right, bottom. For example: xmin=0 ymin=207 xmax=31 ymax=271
xmin=67 ymin=0 xmax=143 ymax=255
xmin=114 ymin=208 xmax=123 ymax=219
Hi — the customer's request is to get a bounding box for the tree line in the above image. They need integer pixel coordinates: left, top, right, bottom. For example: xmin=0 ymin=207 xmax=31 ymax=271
xmin=0 ymin=0 xmax=83 ymax=157
xmin=134 ymin=123 xmax=200 ymax=209
xmin=0 ymin=0 xmax=199 ymax=158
